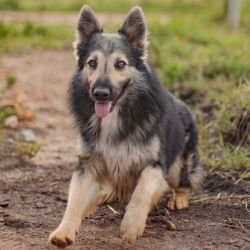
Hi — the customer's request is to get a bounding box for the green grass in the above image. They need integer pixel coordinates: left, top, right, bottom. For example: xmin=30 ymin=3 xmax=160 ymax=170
xmin=18 ymin=142 xmax=40 ymax=157
xmin=0 ymin=0 xmax=205 ymax=12
xmin=196 ymin=81 xmax=249 ymax=170
xmin=0 ymin=0 xmax=249 ymax=170
xmin=5 ymin=74 xmax=16 ymax=87
xmin=0 ymin=106 xmax=16 ymax=128
xmin=0 ymin=21 xmax=73 ymax=52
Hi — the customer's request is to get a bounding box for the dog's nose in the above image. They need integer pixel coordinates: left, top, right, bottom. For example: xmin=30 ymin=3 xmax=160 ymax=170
xmin=93 ymin=88 xmax=110 ymax=101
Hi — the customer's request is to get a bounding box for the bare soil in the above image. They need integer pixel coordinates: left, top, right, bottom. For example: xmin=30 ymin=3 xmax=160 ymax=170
xmin=0 ymin=50 xmax=250 ymax=250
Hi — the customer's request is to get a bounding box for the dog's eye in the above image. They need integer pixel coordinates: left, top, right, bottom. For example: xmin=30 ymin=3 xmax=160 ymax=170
xmin=115 ymin=60 xmax=127 ymax=70
xmin=88 ymin=59 xmax=97 ymax=69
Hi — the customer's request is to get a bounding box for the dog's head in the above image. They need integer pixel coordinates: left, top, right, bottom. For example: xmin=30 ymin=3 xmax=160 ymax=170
xmin=74 ymin=6 xmax=148 ymax=118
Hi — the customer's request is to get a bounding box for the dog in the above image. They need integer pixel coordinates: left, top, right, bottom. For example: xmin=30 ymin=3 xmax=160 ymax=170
xmin=49 ymin=5 xmax=205 ymax=248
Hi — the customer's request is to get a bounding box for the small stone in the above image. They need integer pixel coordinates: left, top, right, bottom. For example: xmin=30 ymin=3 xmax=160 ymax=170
xmin=6 ymin=137 xmax=14 ymax=144
xmin=166 ymin=220 xmax=177 ymax=231
xmin=35 ymin=202 xmax=46 ymax=208
xmin=19 ymin=129 xmax=36 ymax=142
xmin=4 ymin=115 xmax=18 ymax=129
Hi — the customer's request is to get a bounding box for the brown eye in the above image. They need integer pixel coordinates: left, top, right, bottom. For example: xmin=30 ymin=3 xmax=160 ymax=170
xmin=88 ymin=59 xmax=97 ymax=69
xmin=115 ymin=60 xmax=127 ymax=70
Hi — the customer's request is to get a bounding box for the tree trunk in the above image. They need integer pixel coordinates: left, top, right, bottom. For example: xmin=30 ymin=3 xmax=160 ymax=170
xmin=226 ymin=0 xmax=241 ymax=29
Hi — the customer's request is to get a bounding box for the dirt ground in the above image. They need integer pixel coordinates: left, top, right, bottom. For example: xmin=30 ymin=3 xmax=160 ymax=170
xmin=0 ymin=50 xmax=250 ymax=250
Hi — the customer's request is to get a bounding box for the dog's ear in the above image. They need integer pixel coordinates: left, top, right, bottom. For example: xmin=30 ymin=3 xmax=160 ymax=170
xmin=74 ymin=5 xmax=102 ymax=59
xmin=119 ymin=6 xmax=148 ymax=60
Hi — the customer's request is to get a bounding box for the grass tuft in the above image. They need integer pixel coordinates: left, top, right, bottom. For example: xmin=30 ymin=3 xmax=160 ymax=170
xmin=0 ymin=106 xmax=17 ymax=128
xmin=5 ymin=74 xmax=17 ymax=87
xmin=18 ymin=142 xmax=40 ymax=157
xmin=0 ymin=21 xmax=73 ymax=52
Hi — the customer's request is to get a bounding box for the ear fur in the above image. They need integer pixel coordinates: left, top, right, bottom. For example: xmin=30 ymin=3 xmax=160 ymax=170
xmin=118 ymin=6 xmax=148 ymax=60
xmin=73 ymin=5 xmax=102 ymax=59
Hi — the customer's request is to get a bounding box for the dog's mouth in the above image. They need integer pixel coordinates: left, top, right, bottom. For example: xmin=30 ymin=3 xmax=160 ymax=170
xmin=93 ymin=79 xmax=131 ymax=119
xmin=94 ymin=101 xmax=112 ymax=118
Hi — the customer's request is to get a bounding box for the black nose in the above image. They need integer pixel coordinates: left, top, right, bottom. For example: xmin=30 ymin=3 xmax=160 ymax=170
xmin=93 ymin=88 xmax=110 ymax=101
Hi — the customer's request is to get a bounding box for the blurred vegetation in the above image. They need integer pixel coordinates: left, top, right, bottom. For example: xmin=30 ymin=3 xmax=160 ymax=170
xmin=0 ymin=0 xmax=249 ymax=170
xmin=0 ymin=22 xmax=72 ymax=52
xmin=0 ymin=0 xmax=247 ymax=19
xmin=0 ymin=106 xmax=16 ymax=128
xmin=5 ymin=74 xmax=17 ymax=87
xmin=0 ymin=0 xmax=222 ymax=12
xmin=18 ymin=142 xmax=40 ymax=157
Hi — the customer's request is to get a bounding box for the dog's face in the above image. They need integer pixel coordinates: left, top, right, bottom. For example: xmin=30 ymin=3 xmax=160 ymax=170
xmin=83 ymin=39 xmax=133 ymax=118
xmin=74 ymin=6 xmax=148 ymax=118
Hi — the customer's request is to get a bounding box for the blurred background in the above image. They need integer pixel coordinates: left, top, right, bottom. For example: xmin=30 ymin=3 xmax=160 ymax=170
xmin=1 ymin=0 xmax=249 ymax=171
xmin=0 ymin=1 xmax=249 ymax=249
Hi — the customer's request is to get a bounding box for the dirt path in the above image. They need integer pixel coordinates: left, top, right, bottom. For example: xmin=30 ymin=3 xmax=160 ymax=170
xmin=0 ymin=50 xmax=76 ymax=165
xmin=1 ymin=50 xmax=250 ymax=250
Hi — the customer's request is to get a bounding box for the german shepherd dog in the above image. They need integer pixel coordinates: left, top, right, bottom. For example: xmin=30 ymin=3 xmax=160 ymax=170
xmin=49 ymin=5 xmax=205 ymax=248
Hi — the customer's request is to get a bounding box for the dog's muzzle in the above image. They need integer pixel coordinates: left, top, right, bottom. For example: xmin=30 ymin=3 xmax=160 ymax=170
xmin=92 ymin=87 xmax=112 ymax=118
xmin=93 ymin=87 xmax=110 ymax=101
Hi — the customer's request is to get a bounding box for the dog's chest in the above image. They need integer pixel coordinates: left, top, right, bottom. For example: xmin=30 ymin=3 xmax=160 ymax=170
xmin=79 ymin=111 xmax=160 ymax=202
xmin=94 ymin=110 xmax=160 ymax=179
xmin=96 ymin=137 xmax=144 ymax=177
xmin=96 ymin=114 xmax=143 ymax=177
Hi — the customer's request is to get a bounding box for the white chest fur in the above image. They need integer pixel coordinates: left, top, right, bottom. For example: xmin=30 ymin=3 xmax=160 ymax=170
xmin=97 ymin=109 xmax=160 ymax=178
xmin=77 ymin=109 xmax=160 ymax=179
xmin=77 ymin=110 xmax=160 ymax=201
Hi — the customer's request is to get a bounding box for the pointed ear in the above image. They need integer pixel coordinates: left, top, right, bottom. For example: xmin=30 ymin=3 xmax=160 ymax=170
xmin=74 ymin=5 xmax=102 ymax=59
xmin=118 ymin=6 xmax=148 ymax=60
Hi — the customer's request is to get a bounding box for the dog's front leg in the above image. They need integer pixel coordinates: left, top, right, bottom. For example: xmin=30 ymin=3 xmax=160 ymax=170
xmin=49 ymin=170 xmax=99 ymax=248
xmin=120 ymin=166 xmax=168 ymax=242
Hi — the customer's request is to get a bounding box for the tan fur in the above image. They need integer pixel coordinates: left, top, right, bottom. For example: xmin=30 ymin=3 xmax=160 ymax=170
xmin=107 ymin=51 xmax=131 ymax=88
xmin=120 ymin=167 xmax=168 ymax=242
xmin=168 ymin=154 xmax=205 ymax=192
xmin=167 ymin=188 xmax=190 ymax=210
xmin=83 ymin=181 xmax=116 ymax=218
xmin=167 ymin=156 xmax=182 ymax=188
xmin=83 ymin=51 xmax=105 ymax=86
xmin=96 ymin=179 xmax=116 ymax=204
xmin=50 ymin=138 xmax=164 ymax=247
xmin=83 ymin=49 xmax=132 ymax=90
xmin=49 ymin=170 xmax=100 ymax=248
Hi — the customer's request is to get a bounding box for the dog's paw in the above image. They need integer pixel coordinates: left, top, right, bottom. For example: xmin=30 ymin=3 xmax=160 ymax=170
xmin=120 ymin=210 xmax=147 ymax=243
xmin=167 ymin=192 xmax=189 ymax=210
xmin=49 ymin=225 xmax=77 ymax=249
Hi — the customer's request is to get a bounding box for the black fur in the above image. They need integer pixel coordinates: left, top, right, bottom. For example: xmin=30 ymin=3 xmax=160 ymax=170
xmin=69 ymin=55 xmax=201 ymax=188
xmin=69 ymin=7 xmax=204 ymax=191
xmin=49 ymin=7 xmax=205 ymax=248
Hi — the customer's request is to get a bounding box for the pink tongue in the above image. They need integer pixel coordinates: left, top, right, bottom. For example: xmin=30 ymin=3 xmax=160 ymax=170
xmin=95 ymin=102 xmax=112 ymax=118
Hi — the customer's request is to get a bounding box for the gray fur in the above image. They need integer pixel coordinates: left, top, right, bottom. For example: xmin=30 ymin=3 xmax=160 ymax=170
xmin=49 ymin=6 xmax=206 ymax=248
